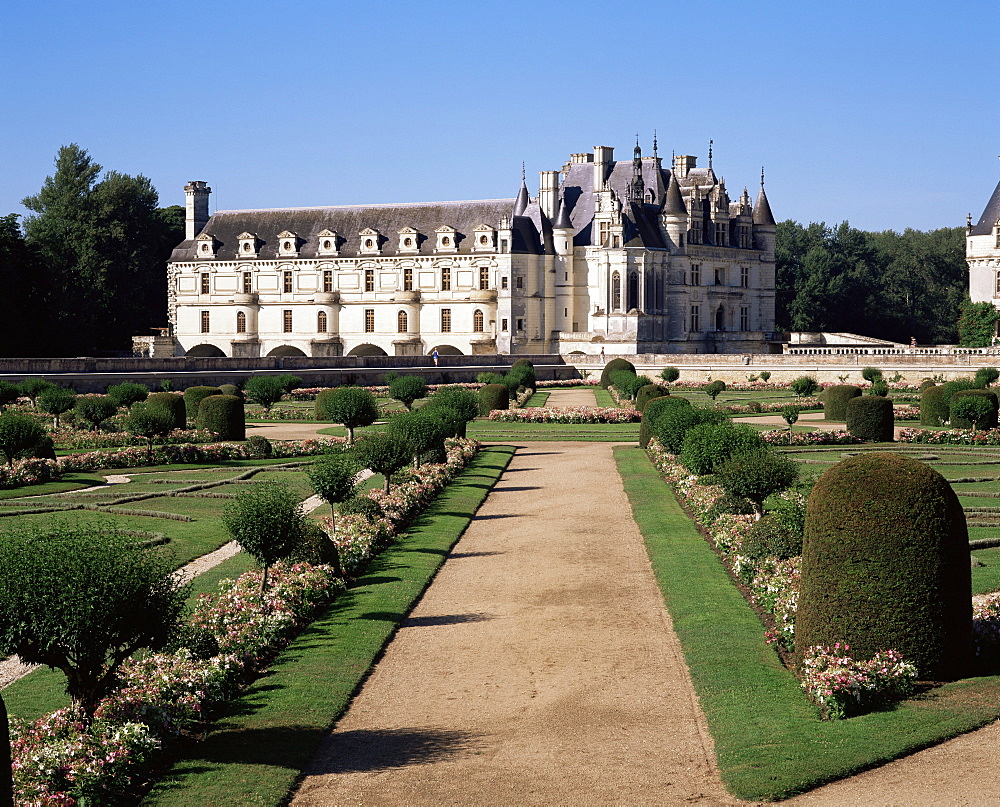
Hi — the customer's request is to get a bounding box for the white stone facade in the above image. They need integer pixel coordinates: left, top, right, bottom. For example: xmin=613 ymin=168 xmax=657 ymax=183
xmin=967 ymin=177 xmax=1000 ymax=330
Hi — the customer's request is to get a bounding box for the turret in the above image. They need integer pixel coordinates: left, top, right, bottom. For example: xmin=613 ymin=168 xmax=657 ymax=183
xmin=553 ymin=198 xmax=574 ymax=255
xmin=661 ymin=173 xmax=687 ymax=251
xmin=753 ymin=169 xmax=776 ymax=256
xmin=184 ymin=181 xmax=211 ymax=240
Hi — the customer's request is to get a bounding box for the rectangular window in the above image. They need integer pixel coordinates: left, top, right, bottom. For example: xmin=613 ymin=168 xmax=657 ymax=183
xmin=283 ymin=271 xmax=293 ymax=293
xmin=690 ymin=305 xmax=700 ymax=332
xmin=501 ymin=318 xmax=508 ymax=331
xmin=441 ymin=308 xmax=451 ymax=333
xmin=283 ymin=309 xmax=292 ymax=333
xmin=741 ymin=266 xmax=750 ymax=288
xmin=365 ymin=269 xmax=375 ymax=292
xmin=242 ymin=272 xmax=252 ymax=294
xmin=500 ymin=239 xmax=508 ymax=253
xmin=515 ymin=276 xmax=523 ymax=290
xmin=323 ymin=270 xmax=333 ymax=293
xmin=441 ymin=266 xmax=451 ymax=291
xmin=364 ymin=308 xmax=375 ymax=333
xmin=612 ymin=235 xmax=620 ymax=248
xmin=690 ymin=264 xmax=700 ymax=285
xmin=200 ymin=310 xmax=210 ymax=333
xmin=403 ymin=266 xmax=413 ymax=291
xmin=501 ymin=276 xmax=509 ymax=290
xmin=715 ymin=223 xmax=726 ymax=246
xmin=200 ymin=273 xmax=210 ymax=294
xmin=740 ymin=306 xmax=750 ymax=331
xmin=598 ymin=220 xmax=610 ymax=244
xmin=516 ymin=318 xmax=524 ymax=331
xmin=996 ymin=272 xmax=1000 ymax=296
xmin=714 ymin=268 xmax=723 ymax=286
xmin=479 ymin=266 xmax=489 ymax=290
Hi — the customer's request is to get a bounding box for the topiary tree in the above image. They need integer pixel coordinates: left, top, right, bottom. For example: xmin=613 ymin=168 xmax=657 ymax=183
xmin=17 ymin=378 xmax=54 ymax=408
xmin=790 ymin=375 xmax=819 ymax=398
xmin=0 ymin=524 xmax=188 ymax=720
xmin=389 ymin=375 xmax=428 ymax=411
xmin=600 ymin=357 xmax=635 ymax=389
xmin=679 ymin=422 xmax=766 ymax=476
xmin=742 ymin=514 xmax=802 ymax=560
xmin=223 ymin=481 xmax=306 ymax=592
xmin=478 ymin=383 xmax=509 ymax=415
xmin=975 ymin=367 xmax=1000 ymax=389
xmin=387 ymin=410 xmax=450 ymax=468
xmin=920 ymin=384 xmax=949 ymax=426
xmin=609 ymin=370 xmax=645 ymax=401
xmin=782 ymin=405 xmax=800 ymax=443
xmin=106 ymin=382 xmax=149 ymax=408
xmin=704 ymin=380 xmax=727 ymax=402
xmin=476 ymin=371 xmax=505 ymax=385
xmin=660 ymin=366 xmax=680 ymax=384
xmin=183 ymin=386 xmax=223 ymax=421
xmin=511 ymin=358 xmax=534 ymax=370
xmin=315 ymin=387 xmax=379 ymax=445
xmin=37 ymin=386 xmax=76 ymax=429
xmin=940 ymin=378 xmax=977 ymax=409
xmin=714 ymin=448 xmax=799 ymax=520
xmin=651 ymin=405 xmax=728 ymax=454
xmin=0 ymin=413 xmax=44 ymax=467
xmin=797 ymin=453 xmax=972 ymax=680
xmin=74 ymin=395 xmax=118 ymax=431
xmin=275 ymin=374 xmax=302 ymax=393
xmin=635 ymin=384 xmax=669 ymax=412
xmin=355 ymin=431 xmax=412 ymax=493
xmin=244 ymin=376 xmax=287 ymax=413
xmin=146 ymin=391 xmax=186 ymax=430
xmin=0 ymin=381 xmax=19 ymax=412
xmin=823 ymin=385 xmax=861 ymax=420
xmin=846 ymin=396 xmax=894 ymax=442
xmin=950 ymin=390 xmax=999 ymax=431
xmin=867 ymin=380 xmax=889 ymax=397
xmin=307 ymin=453 xmax=360 ymax=578
xmin=861 ymin=366 xmax=884 ymax=384
xmin=196 ymin=394 xmax=246 ymax=440
xmin=122 ymin=401 xmax=175 ymax=463
xmin=219 ymin=383 xmax=243 ymax=398
xmin=423 ymin=386 xmax=480 ymax=437
xmin=505 ymin=364 xmax=536 ymax=393
xmin=759 ymin=371 xmax=772 ymax=382
xmin=639 ymin=394 xmax=692 ymax=449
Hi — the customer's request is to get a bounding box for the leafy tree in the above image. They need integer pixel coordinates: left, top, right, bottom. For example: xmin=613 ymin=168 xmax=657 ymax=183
xmin=106 ymin=382 xmax=149 ymax=408
xmin=0 ymin=214 xmax=46 ymax=358
xmin=244 ymin=376 xmax=287 ymax=412
xmin=715 ymin=448 xmax=800 ymax=520
xmin=975 ymin=367 xmax=1000 ymax=389
xmin=0 ymin=382 xmax=19 ymax=412
xmin=0 ymin=413 xmax=44 ymax=466
xmin=389 ymin=375 xmax=428 ymax=411
xmin=387 ymin=410 xmax=450 ymax=468
xmin=660 ymin=366 xmax=680 ymax=384
xmin=759 ymin=371 xmax=771 ymax=382
xmin=74 ymin=395 xmax=118 ymax=431
xmin=17 ymin=378 xmax=53 ymax=408
xmin=37 ymin=386 xmax=76 ymax=429
xmin=355 ymin=431 xmax=412 ymax=493
xmin=704 ymin=380 xmax=727 ymax=401
xmin=951 ymin=395 xmax=994 ymax=433
xmin=959 ymin=299 xmax=1000 ymax=348
xmin=315 ymin=387 xmax=379 ymax=444
xmin=275 ymin=374 xmax=302 ymax=393
xmin=0 ymin=524 xmax=188 ymax=720
xmin=423 ymin=387 xmax=480 ymax=437
xmin=868 ymin=380 xmax=890 ymax=397
xmin=307 ymin=454 xmax=360 ymax=578
xmin=790 ymin=376 xmax=819 ymax=397
xmin=122 ymin=401 xmax=174 ymax=462
xmin=861 ymin=367 xmax=883 ymax=383
xmin=223 ymin=482 xmax=305 ymax=592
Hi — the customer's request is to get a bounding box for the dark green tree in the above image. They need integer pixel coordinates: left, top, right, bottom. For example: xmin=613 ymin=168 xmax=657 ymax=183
xmin=958 ymin=298 xmax=1000 ymax=348
xmin=106 ymin=382 xmax=149 ymax=408
xmin=122 ymin=401 xmax=175 ymax=462
xmin=37 ymin=386 xmax=76 ymax=429
xmin=355 ymin=431 xmax=412 ymax=492
xmin=315 ymin=387 xmax=379 ymax=444
xmin=223 ymin=482 xmax=306 ymax=592
xmin=244 ymin=376 xmax=287 ymax=413
xmin=74 ymin=395 xmax=118 ymax=431
xmin=0 ymin=413 xmax=44 ymax=466
xmin=389 ymin=375 xmax=428 ymax=411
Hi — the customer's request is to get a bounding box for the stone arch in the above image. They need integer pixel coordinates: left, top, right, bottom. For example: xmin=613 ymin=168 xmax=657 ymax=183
xmin=267 ymin=345 xmax=307 ymax=357
xmin=347 ymin=343 xmax=388 ymax=357
xmin=428 ymin=344 xmax=463 ymax=356
xmin=185 ymin=343 xmax=226 ymax=358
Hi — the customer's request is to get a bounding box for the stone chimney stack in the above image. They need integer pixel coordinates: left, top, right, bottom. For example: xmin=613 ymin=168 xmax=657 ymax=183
xmin=185 ymin=181 xmax=211 ymax=240
xmin=593 ymin=146 xmax=614 ymax=191
xmin=539 ymin=170 xmax=559 ymax=220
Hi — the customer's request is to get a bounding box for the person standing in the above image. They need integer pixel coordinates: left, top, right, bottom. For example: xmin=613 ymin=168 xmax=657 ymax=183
xmin=432 ymin=348 xmax=439 ymax=366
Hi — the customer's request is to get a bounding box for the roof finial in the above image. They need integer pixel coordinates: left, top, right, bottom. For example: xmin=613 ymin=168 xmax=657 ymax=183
xmin=761 ymin=166 xmax=765 ymax=187
xmin=521 ymin=161 xmax=526 ymax=182
xmin=708 ymin=139 xmax=713 ymax=169
xmin=653 ymin=129 xmax=658 ymax=159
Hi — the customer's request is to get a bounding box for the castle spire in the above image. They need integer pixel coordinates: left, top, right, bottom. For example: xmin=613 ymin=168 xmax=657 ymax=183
xmin=708 ymin=139 xmax=713 ymax=170
xmin=513 ymin=162 xmax=530 ymax=216
xmin=653 ymin=130 xmax=658 ymax=159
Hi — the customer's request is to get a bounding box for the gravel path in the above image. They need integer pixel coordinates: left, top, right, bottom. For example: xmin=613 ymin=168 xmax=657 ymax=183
xmin=291 ymin=442 xmax=738 ymax=806
xmin=544 ymin=388 xmax=598 ymax=408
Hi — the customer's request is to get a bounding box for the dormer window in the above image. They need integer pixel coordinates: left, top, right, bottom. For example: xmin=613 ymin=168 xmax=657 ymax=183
xmin=359 ymin=228 xmax=381 ymax=255
xmin=435 ymin=226 xmax=458 ymax=253
xmin=317 ymin=229 xmax=339 ymax=256
xmin=195 ymin=232 xmax=217 ymax=259
xmin=237 ymin=232 xmax=259 ymax=258
xmin=277 ymin=231 xmax=299 ymax=258
xmin=473 ymin=225 xmax=495 ymax=252
xmin=398 ymin=227 xmax=420 ymax=254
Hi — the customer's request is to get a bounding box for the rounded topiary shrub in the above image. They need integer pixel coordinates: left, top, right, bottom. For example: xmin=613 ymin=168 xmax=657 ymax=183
xmin=797 ymin=453 xmax=972 ymax=680
xmin=196 ymin=394 xmax=245 ymax=440
xmin=600 ymin=357 xmax=635 ymax=389
xmin=950 ymin=389 xmax=999 ymax=430
xmin=219 ymin=383 xmax=243 ymax=399
xmin=920 ymin=384 xmax=948 ymax=426
xmin=146 ymin=392 xmax=186 ymax=431
xmin=183 ymin=386 xmax=223 ymax=421
xmin=511 ymin=358 xmax=534 ymax=370
xmin=636 ymin=384 xmax=669 ymax=413
xmin=478 ymin=383 xmax=509 ymax=415
xmin=845 ymin=395 xmax=894 ymax=442
xmin=680 ymin=422 xmax=766 ymax=476
xmin=245 ymin=434 xmax=272 ymax=458
xmin=652 ymin=406 xmax=727 ymax=455
xmin=639 ymin=395 xmax=691 ymax=448
xmin=742 ymin=515 xmax=802 ymax=560
xmin=823 ymin=385 xmax=861 ymax=421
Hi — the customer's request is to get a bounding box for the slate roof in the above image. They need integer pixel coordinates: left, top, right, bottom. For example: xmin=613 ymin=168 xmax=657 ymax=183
xmin=169 ymin=199 xmax=538 ymax=261
xmin=753 ymin=186 xmax=776 ymax=227
xmin=972 ymin=179 xmax=1000 ymax=236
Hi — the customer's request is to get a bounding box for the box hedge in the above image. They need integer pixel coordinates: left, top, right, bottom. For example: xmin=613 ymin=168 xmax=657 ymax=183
xmin=183 ymin=386 xmax=223 ymax=421
xmin=949 ymin=388 xmax=999 ymax=430
xmin=599 ymin=357 xmax=635 ymax=389
xmin=478 ymin=383 xmax=509 ymax=415
xmin=822 ymin=384 xmax=861 ymax=421
xmin=845 ymin=395 xmax=894 ymax=442
xmin=146 ymin=392 xmax=186 ymax=431
xmin=639 ymin=395 xmax=692 ymax=449
xmin=636 ymin=384 xmax=669 ymax=412
xmin=196 ymin=394 xmax=246 ymax=440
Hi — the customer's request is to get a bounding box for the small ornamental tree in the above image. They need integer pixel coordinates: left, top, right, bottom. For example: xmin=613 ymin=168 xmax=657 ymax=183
xmin=222 ymin=481 xmax=306 ymax=592
xmin=861 ymin=367 xmax=883 ymax=384
xmin=74 ymin=396 xmax=119 ymax=431
xmin=635 ymin=384 xmax=669 ymax=412
xmin=388 ymin=410 xmax=449 ymax=468
xmin=122 ymin=402 xmax=175 ymax=462
xmin=610 ymin=370 xmax=645 ymax=401
xmin=790 ymin=375 xmax=819 ymax=398
xmin=680 ymin=422 xmax=766 ymax=476
xmin=244 ymin=376 xmax=287 ymax=413
xmin=389 ymin=375 xmax=428 ymax=411
xmin=759 ymin=371 xmax=772 ymax=382
xmin=0 ymin=525 xmax=188 ymax=720
xmin=782 ymin=405 xmax=800 ymax=443
xmin=0 ymin=413 xmax=44 ymax=467
xmin=146 ymin=391 xmax=186 ymax=430
xmin=37 ymin=386 xmax=76 ymax=429
xmin=951 ymin=394 xmax=997 ymax=433
xmin=660 ymin=366 xmax=680 ymax=384
xmin=714 ymin=448 xmax=800 ymax=519
xmin=704 ymin=380 xmax=727 ymax=401
xmin=651 ymin=405 xmax=727 ymax=455
xmin=315 ymin=387 xmax=379 ymax=444
xmin=867 ymin=380 xmax=889 ymax=397
xmin=478 ymin=383 xmax=509 ymax=415
xmin=958 ymin=298 xmax=1000 ymax=348
xmin=275 ymin=374 xmax=303 ymax=393
xmin=639 ymin=395 xmax=691 ymax=449
xmin=106 ymin=382 xmax=149 ymax=408
xmin=355 ymin=431 xmax=412 ymax=493
xmin=17 ymin=378 xmax=54 ymax=408
xmin=600 ymin=357 xmax=635 ymax=389
xmin=975 ymin=367 xmax=1000 ymax=389
xmin=0 ymin=382 xmax=18 ymax=411
xmin=307 ymin=453 xmax=360 ymax=578
xmin=424 ymin=387 xmax=480 ymax=437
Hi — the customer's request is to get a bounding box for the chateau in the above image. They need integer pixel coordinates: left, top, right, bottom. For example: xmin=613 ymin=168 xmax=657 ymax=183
xmin=967 ymin=174 xmax=1000 ymax=334
xmin=163 ymin=141 xmax=778 ymax=358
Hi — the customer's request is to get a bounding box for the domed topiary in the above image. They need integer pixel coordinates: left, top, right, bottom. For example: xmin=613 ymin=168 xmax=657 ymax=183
xmin=600 ymin=358 xmax=636 ymax=389
xmin=797 ymin=453 xmax=972 ymax=680
xmin=950 ymin=389 xmax=999 ymax=430
xmin=679 ymin=422 xmax=766 ymax=476
xmin=651 ymin=406 xmax=727 ymax=455
xmin=920 ymin=384 xmax=949 ymax=426
xmin=146 ymin=392 xmax=186 ymax=430
xmin=636 ymin=384 xmax=669 ymax=412
xmin=845 ymin=395 xmax=894 ymax=442
xmin=183 ymin=386 xmax=223 ymax=421
xmin=639 ymin=395 xmax=691 ymax=448
xmin=219 ymin=383 xmax=243 ymax=399
xmin=478 ymin=383 xmax=509 ymax=415
xmin=823 ymin=385 xmax=861 ymax=421
xmin=196 ymin=394 xmax=245 ymax=440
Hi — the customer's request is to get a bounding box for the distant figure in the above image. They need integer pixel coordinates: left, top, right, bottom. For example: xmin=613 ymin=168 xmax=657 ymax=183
xmin=600 ymin=346 xmax=605 ymax=358
xmin=432 ymin=348 xmax=440 ymax=366
xmin=910 ymin=336 xmax=917 ymax=347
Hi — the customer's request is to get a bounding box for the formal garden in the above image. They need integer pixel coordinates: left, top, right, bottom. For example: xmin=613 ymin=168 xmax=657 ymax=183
xmin=2 ymin=359 xmax=1000 ymax=802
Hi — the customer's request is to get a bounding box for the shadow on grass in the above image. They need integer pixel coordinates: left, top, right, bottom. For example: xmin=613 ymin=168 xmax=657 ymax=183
xmin=304 ymin=727 xmax=484 ymax=774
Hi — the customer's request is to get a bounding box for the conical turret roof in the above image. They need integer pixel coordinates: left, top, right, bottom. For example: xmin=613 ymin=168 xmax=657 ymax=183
xmin=662 ymin=173 xmax=687 ymax=217
xmin=553 ymin=197 xmax=573 ymax=229
xmin=753 ymin=185 xmax=775 ymax=227
xmin=513 ymin=180 xmax=530 ymax=216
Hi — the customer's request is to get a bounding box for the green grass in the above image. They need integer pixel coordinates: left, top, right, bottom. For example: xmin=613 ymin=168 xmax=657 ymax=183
xmin=0 ymin=473 xmax=107 ymax=499
xmin=468 ymin=421 xmax=638 ymax=442
xmin=141 ymin=445 xmax=515 ymax=806
xmin=615 ymin=445 xmax=1000 ymax=802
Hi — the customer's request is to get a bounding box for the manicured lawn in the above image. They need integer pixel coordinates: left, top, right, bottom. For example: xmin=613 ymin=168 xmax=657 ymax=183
xmin=616 ymin=445 xmax=1000 ymax=801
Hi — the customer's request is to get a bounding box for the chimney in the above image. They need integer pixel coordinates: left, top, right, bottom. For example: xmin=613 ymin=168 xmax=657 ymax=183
xmin=539 ymin=170 xmax=559 ymax=220
xmin=674 ymin=155 xmax=697 ymax=178
xmin=593 ymin=146 xmax=614 ymax=191
xmin=185 ymin=181 xmax=211 ymax=240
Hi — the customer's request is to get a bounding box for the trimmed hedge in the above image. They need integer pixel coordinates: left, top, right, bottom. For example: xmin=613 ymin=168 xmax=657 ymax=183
xmin=845 ymin=395 xmax=894 ymax=441
xmin=636 ymin=384 xmax=669 ymax=413
xmin=639 ymin=395 xmax=691 ymax=449
xmin=797 ymin=453 xmax=972 ymax=680
xmin=219 ymin=384 xmax=243 ymax=399
xmin=743 ymin=514 xmax=802 ymax=560
xmin=195 ymin=395 xmax=246 ymax=440
xmin=822 ymin=385 xmax=861 ymax=421
xmin=920 ymin=384 xmax=949 ymax=426
xmin=599 ymin=358 xmax=635 ymax=389
xmin=183 ymin=386 xmax=223 ymax=421
xmin=651 ymin=405 xmax=727 ymax=455
xmin=477 ymin=383 xmax=509 ymax=415
xmin=679 ymin=422 xmax=767 ymax=476
xmin=146 ymin=392 xmax=186 ymax=431
xmin=950 ymin=389 xmax=999 ymax=430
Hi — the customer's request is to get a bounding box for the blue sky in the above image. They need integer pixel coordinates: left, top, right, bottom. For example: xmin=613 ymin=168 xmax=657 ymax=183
xmin=2 ymin=0 xmax=998 ymax=233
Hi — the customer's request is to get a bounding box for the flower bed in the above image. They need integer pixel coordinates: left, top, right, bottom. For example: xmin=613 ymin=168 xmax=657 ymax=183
xmin=892 ymin=404 xmax=921 ymax=421
xmin=760 ymin=429 xmax=861 ymax=446
xmin=898 ymin=428 xmax=1000 ymax=445
xmin=52 ymin=428 xmax=219 ymax=450
xmin=487 ymin=406 xmax=641 ymax=424
xmin=0 ymin=458 xmax=60 ymax=490
xmin=800 ymin=644 xmax=917 ymax=720
xmin=10 ymin=437 xmax=480 ymax=804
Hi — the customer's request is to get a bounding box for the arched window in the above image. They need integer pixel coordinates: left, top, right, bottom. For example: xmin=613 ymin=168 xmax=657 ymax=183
xmin=627 ymin=272 xmax=639 ymax=311
xmin=236 ymin=311 xmax=246 ymax=333
xmin=397 ymin=310 xmax=408 ymax=333
xmin=473 ymin=309 xmax=484 ymax=332
xmin=611 ymin=271 xmax=621 ymax=311
xmin=317 ymin=311 xmax=327 ymax=333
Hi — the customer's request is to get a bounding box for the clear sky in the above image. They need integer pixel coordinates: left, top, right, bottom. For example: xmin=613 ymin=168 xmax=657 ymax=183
xmin=3 ymin=0 xmax=998 ymax=233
